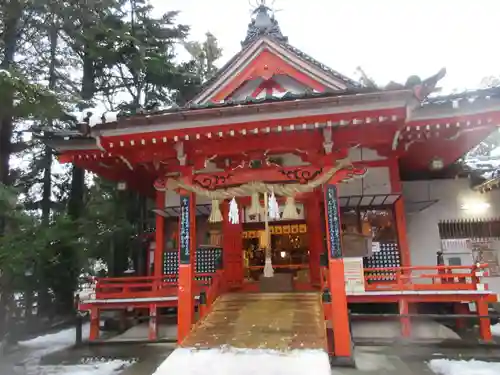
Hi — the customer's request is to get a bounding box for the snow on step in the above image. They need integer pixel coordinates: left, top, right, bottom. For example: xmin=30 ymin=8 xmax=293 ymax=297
xmin=152 ymin=347 xmax=331 ymax=375
xmin=429 ymin=359 xmax=500 ymax=375
xmin=492 ymin=323 xmax=500 ymax=336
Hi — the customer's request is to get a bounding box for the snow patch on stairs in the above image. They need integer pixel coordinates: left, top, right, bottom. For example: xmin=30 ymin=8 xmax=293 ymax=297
xmin=152 ymin=347 xmax=331 ymax=375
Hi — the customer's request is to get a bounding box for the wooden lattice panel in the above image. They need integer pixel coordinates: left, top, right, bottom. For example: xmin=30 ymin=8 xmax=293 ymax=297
xmin=182 ymin=293 xmax=327 ymax=351
xmin=363 ymin=242 xmax=401 ymax=282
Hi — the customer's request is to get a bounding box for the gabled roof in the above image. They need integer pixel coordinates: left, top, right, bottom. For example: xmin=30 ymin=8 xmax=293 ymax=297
xmin=191 ymin=5 xmax=361 ymax=105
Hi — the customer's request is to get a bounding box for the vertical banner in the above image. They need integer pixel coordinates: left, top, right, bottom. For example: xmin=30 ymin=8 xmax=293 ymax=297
xmin=325 ymin=184 xmax=342 ymax=259
xmin=179 ymin=195 xmax=191 ymax=264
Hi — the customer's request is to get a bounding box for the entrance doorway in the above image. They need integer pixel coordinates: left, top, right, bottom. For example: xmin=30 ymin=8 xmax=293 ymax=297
xmin=242 ymin=222 xmax=311 ymax=288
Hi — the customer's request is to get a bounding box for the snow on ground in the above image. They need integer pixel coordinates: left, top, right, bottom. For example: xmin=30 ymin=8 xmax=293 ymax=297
xmin=429 ymin=359 xmax=500 ymax=375
xmin=19 ymin=323 xmax=90 ymax=357
xmin=350 ymin=320 xmax=460 ymax=341
xmin=32 ymin=359 xmax=132 ymax=375
xmin=13 ymin=324 xmax=134 ymax=375
xmin=491 ymin=323 xmax=500 ymax=336
xmin=152 ymin=347 xmax=331 ymax=375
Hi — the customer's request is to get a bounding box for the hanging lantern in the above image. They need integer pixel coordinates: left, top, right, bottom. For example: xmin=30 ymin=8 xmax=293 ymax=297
xmin=208 ymin=199 xmax=223 ymax=223
xmin=268 ymin=190 xmax=280 ymax=220
xmin=248 ymin=192 xmax=263 ymax=216
xmin=282 ymin=196 xmax=299 ymax=220
xmin=228 ymin=197 xmax=239 ymax=224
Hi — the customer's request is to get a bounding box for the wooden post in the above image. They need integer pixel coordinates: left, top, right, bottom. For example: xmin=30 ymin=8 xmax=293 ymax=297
xmin=154 ymin=190 xmax=166 ymax=281
xmin=399 ymin=299 xmax=411 ymax=338
xmin=222 ymin=200 xmax=243 ymax=288
xmin=199 ymin=291 xmax=207 ymax=319
xmin=148 ymin=303 xmax=158 ymax=341
xmin=394 ymin=198 xmax=411 ymax=268
xmin=476 ymin=298 xmax=492 ymax=342
xmin=323 ymin=184 xmax=351 ymax=359
xmin=306 ymin=192 xmax=322 ymax=287
xmin=221 ymin=201 xmax=233 ymax=288
xmin=74 ymin=294 xmax=82 ymax=346
xmin=89 ymin=306 xmax=100 ymax=341
xmin=177 ymin=191 xmax=196 ymax=344
xmin=454 ymin=302 xmax=469 ymax=331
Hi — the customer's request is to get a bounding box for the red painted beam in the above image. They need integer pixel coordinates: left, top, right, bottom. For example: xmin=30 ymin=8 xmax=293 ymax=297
xmin=97 ymin=107 xmax=406 ymax=150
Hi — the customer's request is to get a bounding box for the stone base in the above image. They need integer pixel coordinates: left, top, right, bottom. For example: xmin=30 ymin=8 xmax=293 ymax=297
xmin=259 ymin=273 xmax=294 ymax=293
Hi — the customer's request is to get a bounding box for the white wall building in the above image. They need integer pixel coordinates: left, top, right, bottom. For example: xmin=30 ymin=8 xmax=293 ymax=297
xmin=404 ymin=178 xmax=500 ymax=297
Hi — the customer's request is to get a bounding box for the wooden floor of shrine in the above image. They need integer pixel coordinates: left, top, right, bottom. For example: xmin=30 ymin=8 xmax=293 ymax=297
xmin=181 ymin=292 xmax=327 ymax=350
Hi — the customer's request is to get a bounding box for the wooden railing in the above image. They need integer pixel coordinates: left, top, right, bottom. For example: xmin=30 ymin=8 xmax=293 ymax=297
xmin=86 ymin=263 xmax=488 ymax=303
xmin=320 ymin=264 xmax=488 ymax=293
xmin=92 ymin=273 xmax=215 ymax=300
xmin=364 ymin=264 xmax=487 ymax=291
xmin=198 ymin=269 xmax=224 ymax=318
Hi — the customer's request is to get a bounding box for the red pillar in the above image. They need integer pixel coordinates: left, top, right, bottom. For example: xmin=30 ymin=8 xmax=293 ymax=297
xmin=454 ymin=302 xmax=469 ymax=331
xmin=148 ymin=303 xmax=158 ymax=341
xmin=177 ymin=191 xmax=196 ymax=344
xmin=149 ymin=190 xmax=165 ymax=341
xmin=477 ymin=298 xmax=492 ymax=342
xmin=89 ymin=306 xmax=100 ymax=341
xmin=389 ymin=159 xmax=411 ymax=268
xmin=394 ymin=198 xmax=411 ymax=268
xmin=306 ymin=192 xmax=322 ymax=287
xmin=154 ymin=190 xmax=166 ymax=280
xmin=222 ymin=200 xmax=243 ymax=289
xmin=399 ymin=299 xmax=411 ymax=338
xmin=323 ymin=184 xmax=352 ymax=359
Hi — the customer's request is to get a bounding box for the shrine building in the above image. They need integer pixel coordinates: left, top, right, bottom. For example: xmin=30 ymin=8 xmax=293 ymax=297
xmin=43 ymin=3 xmax=500 ymax=363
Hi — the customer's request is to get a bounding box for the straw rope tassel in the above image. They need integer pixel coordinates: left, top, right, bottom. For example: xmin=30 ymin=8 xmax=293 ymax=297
xmin=208 ymin=199 xmax=223 ymax=223
xmin=282 ymin=196 xmax=299 ymax=220
xmin=248 ymin=192 xmax=263 ymax=216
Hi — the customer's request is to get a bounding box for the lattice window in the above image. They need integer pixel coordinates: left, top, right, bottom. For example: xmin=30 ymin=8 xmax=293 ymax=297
xmin=473 ymin=246 xmax=500 ymax=276
xmin=437 ymin=219 xmax=500 ymax=277
xmin=363 ymin=242 xmax=401 ymax=282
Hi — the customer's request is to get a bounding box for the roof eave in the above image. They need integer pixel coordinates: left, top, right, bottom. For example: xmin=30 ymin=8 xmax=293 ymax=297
xmin=89 ymin=89 xmax=414 ymax=138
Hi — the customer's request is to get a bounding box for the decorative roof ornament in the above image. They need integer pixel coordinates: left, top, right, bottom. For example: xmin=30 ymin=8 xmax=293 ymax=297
xmin=242 ymin=0 xmax=288 ymax=47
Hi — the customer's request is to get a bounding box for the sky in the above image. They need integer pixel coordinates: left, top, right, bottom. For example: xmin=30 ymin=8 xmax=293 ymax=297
xmin=153 ymin=0 xmax=500 ymax=92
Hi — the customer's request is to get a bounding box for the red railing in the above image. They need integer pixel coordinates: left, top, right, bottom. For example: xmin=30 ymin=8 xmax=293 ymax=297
xmin=93 ymin=273 xmax=215 ymax=300
xmin=88 ymin=263 xmax=488 ymax=303
xmin=199 ymin=269 xmax=225 ymax=318
xmin=320 ymin=264 xmax=488 ymax=293
xmin=363 ymin=264 xmax=487 ymax=292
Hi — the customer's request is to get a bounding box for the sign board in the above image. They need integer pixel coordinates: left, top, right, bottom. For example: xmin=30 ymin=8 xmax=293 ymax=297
xmin=325 ymin=185 xmax=342 ymax=258
xmin=343 ymin=257 xmax=365 ymax=293
xmin=372 ymin=241 xmax=381 ymax=253
xmin=179 ymin=195 xmax=191 ymax=264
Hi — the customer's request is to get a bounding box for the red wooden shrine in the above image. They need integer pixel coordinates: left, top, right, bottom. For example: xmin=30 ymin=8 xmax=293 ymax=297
xmin=46 ymin=4 xmax=499 ymax=360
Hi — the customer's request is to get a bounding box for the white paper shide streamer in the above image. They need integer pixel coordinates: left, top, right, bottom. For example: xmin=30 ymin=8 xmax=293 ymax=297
xmin=268 ymin=190 xmax=280 ymax=220
xmin=228 ymin=197 xmax=239 ymax=224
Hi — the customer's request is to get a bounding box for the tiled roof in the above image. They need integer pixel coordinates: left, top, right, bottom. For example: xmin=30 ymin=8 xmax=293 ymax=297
xmin=117 ymin=88 xmax=379 ymax=120
xmin=278 ymin=42 xmax=362 ymax=88
xmin=423 ymin=86 xmax=500 ymax=105
xmin=194 ymin=6 xmax=362 ymax=101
